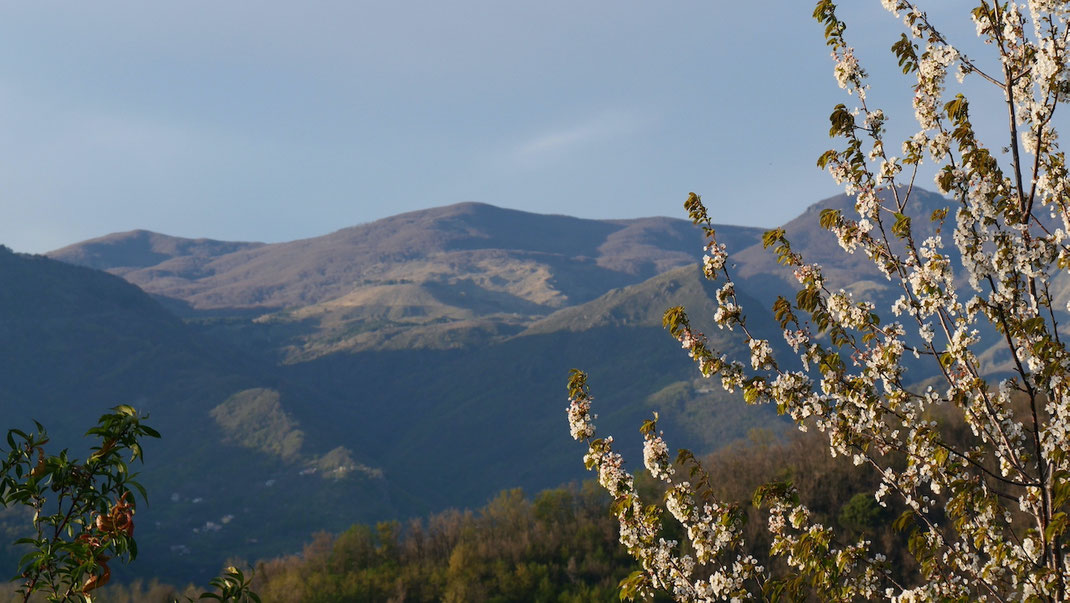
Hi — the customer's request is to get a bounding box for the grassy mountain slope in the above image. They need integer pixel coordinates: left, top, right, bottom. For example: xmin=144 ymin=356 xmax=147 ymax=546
xmin=276 ymin=262 xmax=788 ymax=515
xmin=47 ymin=229 xmax=265 ymax=274
xmin=524 ymin=264 xmax=722 ymax=333
xmin=47 ymin=204 xmax=765 ymax=356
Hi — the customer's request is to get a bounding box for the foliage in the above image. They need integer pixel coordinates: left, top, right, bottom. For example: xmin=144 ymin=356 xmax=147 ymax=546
xmin=0 ymin=579 xmax=199 ymax=603
xmin=248 ymin=485 xmax=641 ymax=602
xmin=568 ymin=0 xmax=1070 ymax=600
xmin=0 ymin=406 xmax=158 ymax=601
xmin=0 ymin=409 xmax=258 ymax=603
xmin=198 ymin=568 xmax=259 ymax=603
xmin=1 ymin=429 xmax=928 ymax=601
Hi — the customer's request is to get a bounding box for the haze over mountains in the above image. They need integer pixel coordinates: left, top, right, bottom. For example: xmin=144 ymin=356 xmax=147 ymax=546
xmin=2 ymin=189 xmax=964 ymax=583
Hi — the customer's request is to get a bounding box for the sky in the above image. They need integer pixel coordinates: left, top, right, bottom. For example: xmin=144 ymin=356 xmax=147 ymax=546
xmin=0 ymin=2 xmax=1019 ymax=253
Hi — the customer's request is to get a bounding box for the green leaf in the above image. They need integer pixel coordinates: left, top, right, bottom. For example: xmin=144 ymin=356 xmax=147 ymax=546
xmin=933 ymin=447 xmax=949 ymax=467
xmin=944 ymin=94 xmax=968 ymax=120
xmin=1046 ymin=512 xmax=1068 ymax=542
xmin=828 ymin=104 xmax=855 ymax=137
xmin=893 ymin=510 xmax=915 ymax=532
xmin=762 ymin=228 xmax=786 ymax=249
xmin=819 ymin=208 xmax=842 ymax=229
xmin=639 ymin=417 xmax=657 ymax=436
xmin=817 ymin=149 xmax=838 ymax=169
xmin=891 ymin=33 xmax=918 ymax=74
xmin=892 ymin=212 xmax=911 ymax=239
xmin=112 ymin=404 xmax=137 ymax=416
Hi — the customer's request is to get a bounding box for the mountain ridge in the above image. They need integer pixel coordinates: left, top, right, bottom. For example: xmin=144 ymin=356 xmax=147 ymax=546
xmin=14 ymin=188 xmax=984 ymax=586
xmin=47 ymin=203 xmax=765 ymax=312
xmin=47 ymin=202 xmax=769 ymax=358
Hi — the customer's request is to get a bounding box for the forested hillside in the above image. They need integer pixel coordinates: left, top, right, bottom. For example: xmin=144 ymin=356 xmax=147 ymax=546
xmin=0 ymin=190 xmax=958 ymax=585
xmin=4 ymin=426 xmax=915 ymax=602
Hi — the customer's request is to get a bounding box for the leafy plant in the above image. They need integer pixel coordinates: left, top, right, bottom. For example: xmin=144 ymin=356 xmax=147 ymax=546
xmin=0 ymin=407 xmax=258 ymax=603
xmin=1 ymin=406 xmax=157 ymax=601
xmin=198 ymin=567 xmax=260 ymax=603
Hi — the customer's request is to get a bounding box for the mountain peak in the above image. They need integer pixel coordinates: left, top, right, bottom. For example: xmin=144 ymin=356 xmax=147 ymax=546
xmin=45 ymin=202 xmax=756 ymax=322
xmin=48 ymin=230 xmax=265 ymax=272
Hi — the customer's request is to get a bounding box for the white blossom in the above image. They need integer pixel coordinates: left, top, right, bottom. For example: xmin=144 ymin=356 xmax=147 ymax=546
xmin=565 ymin=2 xmax=1070 ymax=600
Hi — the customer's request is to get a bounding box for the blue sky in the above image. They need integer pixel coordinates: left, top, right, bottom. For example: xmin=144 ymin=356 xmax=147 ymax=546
xmin=0 ymin=2 xmax=999 ymax=253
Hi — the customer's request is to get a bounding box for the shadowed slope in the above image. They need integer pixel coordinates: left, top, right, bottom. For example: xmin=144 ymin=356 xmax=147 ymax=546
xmin=0 ymin=247 xmax=395 ymax=585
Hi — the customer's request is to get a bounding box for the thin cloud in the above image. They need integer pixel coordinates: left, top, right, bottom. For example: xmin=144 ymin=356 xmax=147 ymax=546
xmin=512 ymin=110 xmax=645 ymax=166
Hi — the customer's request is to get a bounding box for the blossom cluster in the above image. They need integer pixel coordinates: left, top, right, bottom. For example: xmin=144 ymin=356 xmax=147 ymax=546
xmin=703 ymin=241 xmax=728 ymax=280
xmin=567 ymin=372 xmax=765 ymax=600
xmin=567 ymin=1 xmax=1070 ymax=600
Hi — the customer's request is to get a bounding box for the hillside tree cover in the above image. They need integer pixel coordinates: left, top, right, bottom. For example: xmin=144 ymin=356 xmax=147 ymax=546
xmin=568 ymin=0 xmax=1070 ymax=600
xmin=247 ymin=485 xmax=636 ymax=602
xmin=237 ymin=427 xmax=911 ymax=602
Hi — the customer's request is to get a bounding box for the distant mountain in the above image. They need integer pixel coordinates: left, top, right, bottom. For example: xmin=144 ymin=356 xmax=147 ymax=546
xmin=48 ymin=204 xmax=766 ymax=357
xmin=3 ymin=239 xmax=785 ymax=584
xmin=24 ymin=190 xmax=991 ymax=586
xmin=731 ymin=187 xmax=955 ymax=304
xmin=50 ymin=204 xmax=763 ymax=312
xmin=48 ymin=229 xmax=265 ymax=273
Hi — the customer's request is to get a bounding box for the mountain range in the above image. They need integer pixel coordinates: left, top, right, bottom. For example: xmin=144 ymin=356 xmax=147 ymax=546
xmin=2 ymin=189 xmax=959 ymax=583
xmin=49 ymin=203 xmax=769 ymax=360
